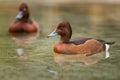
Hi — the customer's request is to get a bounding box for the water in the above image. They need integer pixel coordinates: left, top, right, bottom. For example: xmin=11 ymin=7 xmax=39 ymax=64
xmin=0 ymin=1 xmax=120 ymax=80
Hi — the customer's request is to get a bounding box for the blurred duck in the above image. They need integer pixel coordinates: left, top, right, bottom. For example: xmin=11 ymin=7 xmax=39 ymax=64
xmin=48 ymin=21 xmax=115 ymax=56
xmin=9 ymin=2 xmax=39 ymax=33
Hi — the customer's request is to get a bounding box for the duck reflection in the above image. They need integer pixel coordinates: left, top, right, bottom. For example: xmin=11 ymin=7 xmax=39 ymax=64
xmin=9 ymin=32 xmax=39 ymax=59
xmin=54 ymin=51 xmax=110 ymax=65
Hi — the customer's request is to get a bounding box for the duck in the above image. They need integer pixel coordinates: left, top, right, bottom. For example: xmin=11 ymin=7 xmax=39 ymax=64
xmin=48 ymin=21 xmax=115 ymax=56
xmin=9 ymin=2 xmax=39 ymax=33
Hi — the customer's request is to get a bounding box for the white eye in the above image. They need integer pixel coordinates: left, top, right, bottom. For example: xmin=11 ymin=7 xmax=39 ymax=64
xmin=23 ymin=8 xmax=26 ymax=11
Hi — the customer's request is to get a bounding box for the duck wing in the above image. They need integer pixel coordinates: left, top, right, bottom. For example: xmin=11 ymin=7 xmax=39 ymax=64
xmin=70 ymin=37 xmax=92 ymax=45
xmin=70 ymin=37 xmax=115 ymax=45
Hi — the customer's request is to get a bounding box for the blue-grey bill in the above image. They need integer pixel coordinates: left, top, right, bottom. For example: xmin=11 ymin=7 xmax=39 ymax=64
xmin=16 ymin=11 xmax=23 ymax=19
xmin=48 ymin=30 xmax=58 ymax=38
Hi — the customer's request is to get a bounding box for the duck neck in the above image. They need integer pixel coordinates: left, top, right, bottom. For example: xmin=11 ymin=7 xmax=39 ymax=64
xmin=18 ymin=11 xmax=30 ymax=22
xmin=21 ymin=18 xmax=30 ymax=22
xmin=60 ymin=32 xmax=72 ymax=43
xmin=17 ymin=18 xmax=32 ymax=23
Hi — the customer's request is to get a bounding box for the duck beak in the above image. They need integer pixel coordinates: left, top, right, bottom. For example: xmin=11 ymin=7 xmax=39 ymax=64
xmin=16 ymin=11 xmax=23 ymax=19
xmin=47 ymin=30 xmax=58 ymax=38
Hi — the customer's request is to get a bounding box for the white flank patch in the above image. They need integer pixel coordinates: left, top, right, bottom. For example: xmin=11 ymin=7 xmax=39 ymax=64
xmin=105 ymin=44 xmax=110 ymax=58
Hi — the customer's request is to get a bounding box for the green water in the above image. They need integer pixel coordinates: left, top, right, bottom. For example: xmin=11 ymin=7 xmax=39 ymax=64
xmin=0 ymin=1 xmax=120 ymax=80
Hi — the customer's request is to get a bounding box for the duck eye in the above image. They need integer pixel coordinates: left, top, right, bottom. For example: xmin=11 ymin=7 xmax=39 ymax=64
xmin=59 ymin=26 xmax=64 ymax=30
xmin=23 ymin=8 xmax=27 ymax=11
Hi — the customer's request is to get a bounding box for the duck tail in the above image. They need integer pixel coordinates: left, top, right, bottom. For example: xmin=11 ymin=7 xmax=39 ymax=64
xmin=97 ymin=39 xmax=115 ymax=45
xmin=105 ymin=41 xmax=115 ymax=45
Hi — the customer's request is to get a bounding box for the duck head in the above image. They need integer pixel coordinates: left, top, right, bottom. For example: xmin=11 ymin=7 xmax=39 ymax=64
xmin=48 ymin=21 xmax=72 ymax=43
xmin=16 ymin=2 xmax=30 ymax=21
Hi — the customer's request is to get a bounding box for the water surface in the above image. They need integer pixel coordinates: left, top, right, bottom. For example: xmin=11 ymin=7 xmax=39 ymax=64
xmin=0 ymin=1 xmax=120 ymax=80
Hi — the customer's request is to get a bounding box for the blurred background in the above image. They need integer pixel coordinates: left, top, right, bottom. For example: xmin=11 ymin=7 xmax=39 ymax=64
xmin=0 ymin=0 xmax=120 ymax=80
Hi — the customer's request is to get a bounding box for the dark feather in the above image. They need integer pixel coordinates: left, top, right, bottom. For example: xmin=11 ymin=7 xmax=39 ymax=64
xmin=70 ymin=37 xmax=92 ymax=45
xmin=70 ymin=37 xmax=115 ymax=45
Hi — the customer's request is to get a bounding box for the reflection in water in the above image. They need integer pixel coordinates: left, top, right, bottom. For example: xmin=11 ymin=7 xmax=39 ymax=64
xmin=54 ymin=52 xmax=110 ymax=65
xmin=9 ymin=32 xmax=39 ymax=59
xmin=47 ymin=66 xmax=58 ymax=79
xmin=47 ymin=51 xmax=110 ymax=80
xmin=16 ymin=48 xmax=24 ymax=56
